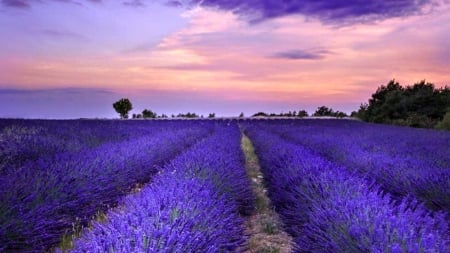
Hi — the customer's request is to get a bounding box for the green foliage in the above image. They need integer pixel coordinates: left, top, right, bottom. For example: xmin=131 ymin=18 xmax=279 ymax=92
xmin=435 ymin=110 xmax=450 ymax=130
xmin=298 ymin=110 xmax=308 ymax=117
xmin=252 ymin=110 xmax=309 ymax=118
xmin=357 ymin=79 xmax=450 ymax=128
xmin=253 ymin=112 xmax=269 ymax=117
xmin=176 ymin=112 xmax=199 ymax=118
xmin=112 ymin=98 xmax=133 ymax=119
xmin=313 ymin=106 xmax=333 ymax=116
xmin=313 ymin=106 xmax=347 ymax=118
xmin=142 ymin=109 xmax=157 ymax=119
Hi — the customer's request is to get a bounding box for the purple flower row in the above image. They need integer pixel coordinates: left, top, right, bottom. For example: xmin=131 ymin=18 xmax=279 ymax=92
xmin=244 ymin=125 xmax=449 ymax=252
xmin=0 ymin=120 xmax=181 ymax=172
xmin=67 ymin=122 xmax=253 ymax=252
xmin=257 ymin=119 xmax=450 ymax=213
xmin=0 ymin=120 xmax=214 ymax=252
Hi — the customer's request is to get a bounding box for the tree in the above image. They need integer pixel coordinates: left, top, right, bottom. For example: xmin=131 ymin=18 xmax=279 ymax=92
xmin=142 ymin=109 xmax=157 ymax=119
xmin=335 ymin=111 xmax=347 ymax=118
xmin=435 ymin=110 xmax=450 ymax=130
xmin=208 ymin=113 xmax=215 ymax=118
xmin=365 ymin=79 xmax=404 ymax=122
xmin=298 ymin=110 xmax=308 ymax=117
xmin=313 ymin=106 xmax=334 ymax=116
xmin=113 ymin=98 xmax=132 ymax=119
xmin=354 ymin=103 xmax=368 ymax=120
xmin=176 ymin=112 xmax=199 ymax=118
xmin=252 ymin=112 xmax=268 ymax=117
xmin=358 ymin=79 xmax=450 ymax=128
xmin=239 ymin=112 xmax=244 ymax=118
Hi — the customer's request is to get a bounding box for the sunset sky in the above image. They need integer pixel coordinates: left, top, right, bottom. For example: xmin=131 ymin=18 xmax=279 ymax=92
xmin=1 ymin=0 xmax=450 ymax=118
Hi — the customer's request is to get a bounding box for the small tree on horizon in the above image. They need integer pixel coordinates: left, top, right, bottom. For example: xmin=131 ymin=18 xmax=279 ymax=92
xmin=313 ymin=106 xmax=334 ymax=116
xmin=113 ymin=98 xmax=133 ymax=119
xmin=252 ymin=112 xmax=268 ymax=117
xmin=298 ymin=110 xmax=308 ymax=117
xmin=142 ymin=109 xmax=157 ymax=119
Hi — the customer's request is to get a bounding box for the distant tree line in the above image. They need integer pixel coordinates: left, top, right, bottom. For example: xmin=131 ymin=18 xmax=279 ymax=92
xmin=112 ymin=99 xmax=350 ymax=120
xmin=112 ymin=80 xmax=450 ymax=130
xmin=132 ymin=109 xmax=167 ymax=119
xmin=112 ymin=100 xmax=221 ymax=119
xmin=252 ymin=110 xmax=309 ymax=118
xmin=252 ymin=107 xmax=348 ymax=118
xmin=174 ymin=112 xmax=200 ymax=118
xmin=312 ymin=106 xmax=347 ymax=118
xmin=353 ymin=80 xmax=450 ymax=129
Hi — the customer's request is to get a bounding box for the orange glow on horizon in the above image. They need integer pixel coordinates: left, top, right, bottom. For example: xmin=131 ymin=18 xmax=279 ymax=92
xmin=1 ymin=6 xmax=450 ymax=108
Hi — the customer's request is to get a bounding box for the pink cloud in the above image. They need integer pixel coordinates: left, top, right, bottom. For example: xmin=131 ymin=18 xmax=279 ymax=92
xmin=2 ymin=3 xmax=450 ymax=117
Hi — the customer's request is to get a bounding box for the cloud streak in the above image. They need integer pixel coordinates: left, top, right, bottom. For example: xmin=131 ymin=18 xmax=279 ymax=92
xmin=0 ymin=87 xmax=115 ymax=95
xmin=271 ymin=49 xmax=331 ymax=60
xmin=123 ymin=0 xmax=145 ymax=8
xmin=41 ymin=29 xmax=88 ymax=40
xmin=1 ymin=0 xmax=30 ymax=9
xmin=1 ymin=0 xmax=101 ymax=9
xmin=2 ymin=0 xmax=435 ymax=25
xmin=184 ymin=0 xmax=436 ymax=23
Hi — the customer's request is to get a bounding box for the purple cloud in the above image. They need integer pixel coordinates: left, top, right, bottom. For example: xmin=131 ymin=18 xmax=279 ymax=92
xmin=166 ymin=0 xmax=181 ymax=7
xmin=41 ymin=29 xmax=87 ymax=40
xmin=0 ymin=87 xmax=115 ymax=95
xmin=123 ymin=0 xmax=144 ymax=7
xmin=1 ymin=0 xmax=101 ymax=9
xmin=271 ymin=49 xmax=331 ymax=60
xmin=1 ymin=0 xmax=31 ymax=8
xmin=184 ymin=0 xmax=435 ymax=23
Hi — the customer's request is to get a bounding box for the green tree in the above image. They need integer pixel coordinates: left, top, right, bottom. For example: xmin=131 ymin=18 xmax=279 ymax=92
xmin=313 ymin=106 xmax=334 ymax=116
xmin=359 ymin=79 xmax=450 ymax=128
xmin=354 ymin=103 xmax=368 ymax=120
xmin=142 ymin=109 xmax=157 ymax=119
xmin=335 ymin=111 xmax=347 ymax=118
xmin=298 ymin=110 xmax=308 ymax=117
xmin=208 ymin=113 xmax=215 ymax=118
xmin=435 ymin=110 xmax=450 ymax=130
xmin=252 ymin=112 xmax=268 ymax=117
xmin=113 ymin=98 xmax=133 ymax=119
xmin=366 ymin=79 xmax=404 ymax=123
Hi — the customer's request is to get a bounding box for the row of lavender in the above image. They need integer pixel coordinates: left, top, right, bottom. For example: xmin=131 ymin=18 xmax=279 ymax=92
xmin=0 ymin=119 xmax=172 ymax=172
xmin=259 ymin=119 xmax=450 ymax=212
xmin=0 ymin=120 xmax=215 ymax=252
xmin=65 ymin=123 xmax=253 ymax=252
xmin=243 ymin=123 xmax=449 ymax=252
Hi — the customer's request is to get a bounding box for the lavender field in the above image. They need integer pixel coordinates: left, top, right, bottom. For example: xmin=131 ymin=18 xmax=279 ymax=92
xmin=0 ymin=119 xmax=449 ymax=252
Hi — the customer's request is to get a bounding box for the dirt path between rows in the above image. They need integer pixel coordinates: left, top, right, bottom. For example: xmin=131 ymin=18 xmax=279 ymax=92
xmin=241 ymin=134 xmax=294 ymax=253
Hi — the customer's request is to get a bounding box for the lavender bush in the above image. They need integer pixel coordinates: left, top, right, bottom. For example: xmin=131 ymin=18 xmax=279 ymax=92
xmin=0 ymin=120 xmax=214 ymax=252
xmin=0 ymin=119 xmax=172 ymax=172
xmin=244 ymin=124 xmax=449 ymax=252
xmin=254 ymin=119 xmax=450 ymax=213
xmin=67 ymin=122 xmax=253 ymax=252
